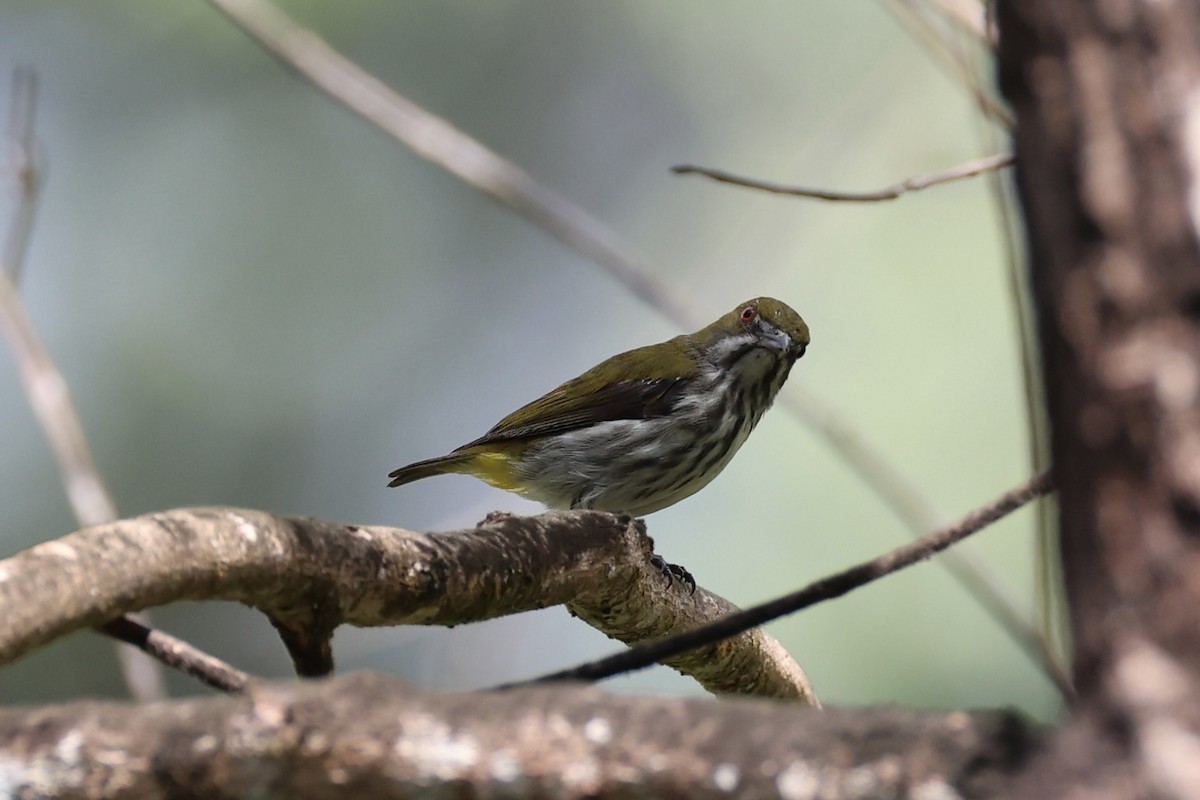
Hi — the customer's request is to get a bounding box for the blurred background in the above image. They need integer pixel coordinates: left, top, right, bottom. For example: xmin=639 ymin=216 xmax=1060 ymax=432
xmin=0 ymin=1 xmax=1055 ymax=717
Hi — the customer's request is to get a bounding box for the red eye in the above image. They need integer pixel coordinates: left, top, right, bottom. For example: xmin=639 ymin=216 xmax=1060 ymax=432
xmin=740 ymin=305 xmax=756 ymax=324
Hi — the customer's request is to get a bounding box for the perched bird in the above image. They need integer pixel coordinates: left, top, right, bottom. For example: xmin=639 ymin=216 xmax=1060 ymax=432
xmin=388 ymin=297 xmax=809 ymax=517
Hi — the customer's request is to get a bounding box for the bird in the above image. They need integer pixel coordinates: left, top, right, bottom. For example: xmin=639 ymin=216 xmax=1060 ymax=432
xmin=388 ymin=297 xmax=809 ymax=518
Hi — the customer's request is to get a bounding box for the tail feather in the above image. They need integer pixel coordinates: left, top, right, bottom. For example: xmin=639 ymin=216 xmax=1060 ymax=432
xmin=387 ymin=452 xmax=475 ymax=487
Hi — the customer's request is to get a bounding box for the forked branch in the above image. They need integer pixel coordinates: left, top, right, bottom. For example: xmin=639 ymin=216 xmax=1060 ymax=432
xmin=0 ymin=508 xmax=816 ymax=703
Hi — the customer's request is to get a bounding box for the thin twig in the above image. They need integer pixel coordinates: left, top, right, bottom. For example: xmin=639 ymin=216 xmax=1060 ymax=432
xmin=671 ymin=153 xmax=1014 ymax=202
xmin=879 ymin=0 xmax=1011 ymax=127
xmin=517 ymin=470 xmax=1054 ymax=686
xmin=0 ymin=272 xmax=118 ymax=526
xmin=3 ymin=69 xmax=40 ymax=283
xmin=99 ymin=617 xmax=251 ymax=695
xmin=980 ymin=118 xmax=1071 ymax=693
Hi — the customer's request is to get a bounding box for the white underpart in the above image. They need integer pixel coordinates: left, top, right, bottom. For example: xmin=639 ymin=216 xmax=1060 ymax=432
xmin=512 ymin=338 xmax=788 ymax=516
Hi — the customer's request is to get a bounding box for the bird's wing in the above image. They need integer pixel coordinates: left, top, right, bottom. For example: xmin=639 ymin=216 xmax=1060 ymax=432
xmin=457 ymin=375 xmax=688 ymax=449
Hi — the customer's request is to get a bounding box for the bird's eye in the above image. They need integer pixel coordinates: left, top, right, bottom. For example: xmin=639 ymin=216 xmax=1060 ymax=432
xmin=740 ymin=305 xmax=757 ymax=324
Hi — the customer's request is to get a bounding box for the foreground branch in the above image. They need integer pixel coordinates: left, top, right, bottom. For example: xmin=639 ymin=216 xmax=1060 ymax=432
xmin=0 ymin=671 xmax=1038 ymax=799
xmin=0 ymin=509 xmax=814 ymax=702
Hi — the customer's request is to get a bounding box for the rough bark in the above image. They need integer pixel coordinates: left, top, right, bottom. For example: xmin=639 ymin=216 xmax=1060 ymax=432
xmin=998 ymin=1 xmax=1200 ymax=796
xmin=0 ymin=671 xmax=1037 ymax=800
xmin=0 ymin=508 xmax=814 ymax=702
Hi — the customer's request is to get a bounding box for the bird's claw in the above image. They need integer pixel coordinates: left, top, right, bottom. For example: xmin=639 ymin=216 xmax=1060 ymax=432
xmin=649 ymin=554 xmax=696 ymax=595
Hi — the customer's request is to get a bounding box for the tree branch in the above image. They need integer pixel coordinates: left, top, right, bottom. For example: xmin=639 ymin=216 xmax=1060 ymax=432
xmin=0 ymin=671 xmax=1039 ymax=799
xmin=0 ymin=509 xmax=815 ymax=703
xmin=671 ymin=153 xmax=1014 ymax=202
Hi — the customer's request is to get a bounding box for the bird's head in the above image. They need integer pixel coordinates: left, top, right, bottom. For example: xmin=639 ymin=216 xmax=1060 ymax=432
xmin=696 ymin=297 xmax=810 ymax=368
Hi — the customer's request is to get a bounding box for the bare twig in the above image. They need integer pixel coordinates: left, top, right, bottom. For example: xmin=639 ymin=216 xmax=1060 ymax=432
xmin=3 ymin=69 xmax=40 ymax=283
xmin=200 ymin=0 xmax=1060 ymax=693
xmin=990 ymin=172 xmax=1070 ymax=691
xmin=521 ymin=470 xmax=1053 ymax=686
xmin=0 ymin=272 xmax=118 ymax=526
xmin=0 ymin=509 xmax=817 ymax=702
xmin=879 ymin=0 xmax=1011 ymax=126
xmin=978 ymin=118 xmax=1070 ymax=692
xmin=672 ymin=153 xmax=1014 ymax=202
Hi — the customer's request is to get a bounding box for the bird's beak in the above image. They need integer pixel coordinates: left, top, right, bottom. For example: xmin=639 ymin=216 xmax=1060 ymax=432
xmin=759 ymin=326 xmax=792 ymax=354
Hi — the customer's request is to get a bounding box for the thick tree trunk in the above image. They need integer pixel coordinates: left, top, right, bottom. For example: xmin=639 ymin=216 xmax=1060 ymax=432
xmin=998 ymin=1 xmax=1200 ymax=796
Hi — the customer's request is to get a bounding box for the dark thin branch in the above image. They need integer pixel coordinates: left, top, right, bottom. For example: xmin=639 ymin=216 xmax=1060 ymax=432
xmin=99 ymin=616 xmax=251 ymax=695
xmin=520 ymin=470 xmax=1053 ymax=686
xmin=672 ymin=153 xmax=1015 ymax=202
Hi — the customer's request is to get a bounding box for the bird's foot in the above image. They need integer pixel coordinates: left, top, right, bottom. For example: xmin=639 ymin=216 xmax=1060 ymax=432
xmin=649 ymin=554 xmax=696 ymax=595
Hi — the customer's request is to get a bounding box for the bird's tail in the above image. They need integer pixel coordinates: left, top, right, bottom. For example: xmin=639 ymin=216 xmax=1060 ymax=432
xmin=387 ymin=452 xmax=476 ymax=487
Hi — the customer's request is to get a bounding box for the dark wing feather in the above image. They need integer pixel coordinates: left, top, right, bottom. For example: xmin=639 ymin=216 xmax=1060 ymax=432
xmin=456 ymin=376 xmax=688 ymax=450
